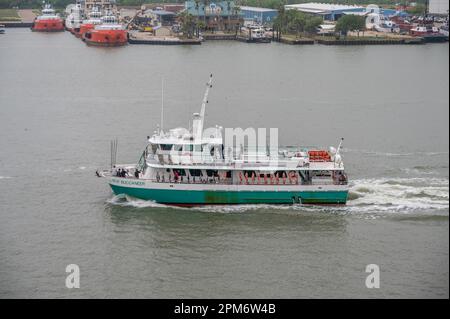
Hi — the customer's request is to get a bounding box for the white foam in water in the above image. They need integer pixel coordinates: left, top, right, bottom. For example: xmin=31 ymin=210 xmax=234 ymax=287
xmin=348 ymin=177 xmax=449 ymax=213
xmin=345 ymin=148 xmax=449 ymax=157
xmin=106 ymin=194 xmax=174 ymax=209
xmin=0 ymin=176 xmax=12 ymax=180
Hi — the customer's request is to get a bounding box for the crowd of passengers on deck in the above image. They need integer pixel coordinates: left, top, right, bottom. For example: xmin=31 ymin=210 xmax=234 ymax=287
xmin=149 ymin=170 xmax=347 ymax=185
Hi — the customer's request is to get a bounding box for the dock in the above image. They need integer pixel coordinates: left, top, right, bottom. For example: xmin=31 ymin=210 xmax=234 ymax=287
xmin=236 ymin=35 xmax=271 ymax=43
xmin=316 ymin=37 xmax=424 ymax=45
xmin=279 ymin=37 xmax=315 ymax=45
xmin=128 ymin=32 xmax=201 ymax=45
xmin=202 ymin=33 xmax=236 ymax=40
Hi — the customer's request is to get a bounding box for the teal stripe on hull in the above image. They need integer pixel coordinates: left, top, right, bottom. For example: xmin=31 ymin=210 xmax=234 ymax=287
xmin=110 ymin=185 xmax=348 ymax=205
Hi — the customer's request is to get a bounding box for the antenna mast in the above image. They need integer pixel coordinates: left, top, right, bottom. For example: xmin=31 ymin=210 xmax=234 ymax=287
xmin=160 ymin=78 xmax=164 ymax=133
xmin=336 ymin=137 xmax=344 ymax=155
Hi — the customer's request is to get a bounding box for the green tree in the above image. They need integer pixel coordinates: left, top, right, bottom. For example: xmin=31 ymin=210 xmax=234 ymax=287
xmin=179 ymin=10 xmax=196 ymax=38
xmin=304 ymin=16 xmax=322 ymax=34
xmin=406 ymin=4 xmax=426 ymax=15
xmin=335 ymin=14 xmax=366 ymax=37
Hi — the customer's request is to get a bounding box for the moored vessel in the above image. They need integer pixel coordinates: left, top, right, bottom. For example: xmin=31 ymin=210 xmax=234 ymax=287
xmin=410 ymin=25 xmax=449 ymax=42
xmin=77 ymin=6 xmax=102 ymax=38
xmin=239 ymin=25 xmax=271 ymax=43
xmin=65 ymin=1 xmax=84 ymax=33
xmin=31 ymin=3 xmax=64 ymax=32
xmin=97 ymin=75 xmax=349 ymax=206
xmin=83 ymin=12 xmax=127 ymax=46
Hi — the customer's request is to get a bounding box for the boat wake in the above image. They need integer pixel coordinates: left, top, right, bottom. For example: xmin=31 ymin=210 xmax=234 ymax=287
xmin=347 ymin=177 xmax=449 ymax=213
xmin=105 ymin=177 xmax=449 ymax=215
xmin=344 ymin=148 xmax=449 ymax=158
xmin=106 ymin=194 xmax=171 ymax=209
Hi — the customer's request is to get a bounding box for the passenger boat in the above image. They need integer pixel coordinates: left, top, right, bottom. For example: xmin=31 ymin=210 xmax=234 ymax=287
xmin=83 ymin=13 xmax=127 ymax=46
xmin=97 ymin=75 xmax=349 ymax=206
xmin=240 ymin=25 xmax=271 ymax=43
xmin=77 ymin=6 xmax=102 ymax=38
xmin=31 ymin=3 xmax=64 ymax=32
xmin=65 ymin=1 xmax=84 ymax=34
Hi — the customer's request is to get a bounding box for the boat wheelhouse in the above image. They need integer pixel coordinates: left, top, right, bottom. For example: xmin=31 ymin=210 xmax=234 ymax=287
xmin=32 ymin=3 xmax=65 ymax=32
xmin=98 ymin=75 xmax=349 ymax=206
xmin=77 ymin=6 xmax=102 ymax=38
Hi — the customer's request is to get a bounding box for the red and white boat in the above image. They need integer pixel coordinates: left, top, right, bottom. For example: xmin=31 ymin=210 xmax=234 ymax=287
xmin=410 ymin=25 xmax=439 ymax=36
xmin=83 ymin=13 xmax=128 ymax=47
xmin=31 ymin=3 xmax=64 ymax=32
xmin=76 ymin=6 xmax=102 ymax=38
xmin=410 ymin=25 xmax=449 ymax=42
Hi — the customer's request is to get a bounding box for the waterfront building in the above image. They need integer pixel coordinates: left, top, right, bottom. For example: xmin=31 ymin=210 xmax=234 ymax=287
xmin=144 ymin=9 xmax=176 ymax=26
xmin=428 ymin=0 xmax=449 ymax=15
xmin=286 ymin=2 xmax=408 ymax=22
xmin=84 ymin=0 xmax=115 ymax=12
xmin=285 ymin=2 xmax=364 ymax=21
xmin=240 ymin=6 xmax=278 ymax=25
xmin=184 ymin=1 xmax=243 ymax=31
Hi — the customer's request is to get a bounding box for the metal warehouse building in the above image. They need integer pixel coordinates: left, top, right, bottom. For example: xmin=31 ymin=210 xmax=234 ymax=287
xmin=285 ymin=3 xmax=364 ymax=21
xmin=240 ymin=6 xmax=278 ymax=25
xmin=428 ymin=0 xmax=449 ymax=15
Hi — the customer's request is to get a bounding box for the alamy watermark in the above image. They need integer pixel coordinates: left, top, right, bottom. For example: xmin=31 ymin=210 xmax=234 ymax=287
xmin=65 ymin=264 xmax=80 ymax=289
xmin=365 ymin=264 xmax=380 ymax=289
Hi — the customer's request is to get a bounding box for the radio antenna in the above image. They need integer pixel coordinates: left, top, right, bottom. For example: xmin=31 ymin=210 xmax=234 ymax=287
xmin=160 ymin=78 xmax=164 ymax=133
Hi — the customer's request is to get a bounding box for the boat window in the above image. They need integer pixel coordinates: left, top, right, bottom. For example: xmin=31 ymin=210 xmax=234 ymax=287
xmin=206 ymin=170 xmax=218 ymax=177
xmin=312 ymin=170 xmax=331 ymax=177
xmin=189 ymin=169 xmax=202 ymax=177
xmin=275 ymin=170 xmax=287 ymax=177
xmin=173 ymin=145 xmax=183 ymax=152
xmin=194 ymin=144 xmax=202 ymax=152
xmin=225 ymin=171 xmax=232 ymax=178
xmin=243 ymin=170 xmax=256 ymax=177
xmin=160 ymin=144 xmax=173 ymax=151
xmin=173 ymin=169 xmax=186 ymax=176
xmin=184 ymin=144 xmax=194 ymax=152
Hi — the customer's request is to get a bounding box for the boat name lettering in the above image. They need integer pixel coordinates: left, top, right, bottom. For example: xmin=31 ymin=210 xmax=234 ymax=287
xmin=112 ymin=178 xmax=145 ymax=186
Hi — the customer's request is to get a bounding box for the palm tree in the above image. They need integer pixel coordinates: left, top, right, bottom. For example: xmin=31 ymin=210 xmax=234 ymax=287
xmin=202 ymin=0 xmax=209 ymax=29
xmin=232 ymin=4 xmax=241 ymax=36
xmin=227 ymin=1 xmax=231 ymax=32
xmin=179 ymin=11 xmax=196 ymax=38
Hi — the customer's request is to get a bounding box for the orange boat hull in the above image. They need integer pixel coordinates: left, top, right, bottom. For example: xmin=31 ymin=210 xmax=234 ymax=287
xmin=83 ymin=29 xmax=128 ymax=46
xmin=32 ymin=19 xmax=64 ymax=32
xmin=78 ymin=23 xmax=95 ymax=38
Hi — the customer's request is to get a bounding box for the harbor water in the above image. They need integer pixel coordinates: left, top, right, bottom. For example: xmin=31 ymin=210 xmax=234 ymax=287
xmin=0 ymin=29 xmax=448 ymax=298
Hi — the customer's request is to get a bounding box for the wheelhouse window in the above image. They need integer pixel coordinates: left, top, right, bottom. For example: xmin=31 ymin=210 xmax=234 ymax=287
xmin=193 ymin=144 xmax=202 ymax=152
xmin=160 ymin=144 xmax=173 ymax=151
